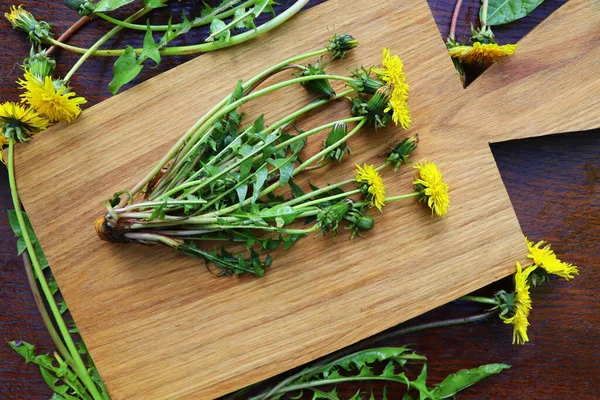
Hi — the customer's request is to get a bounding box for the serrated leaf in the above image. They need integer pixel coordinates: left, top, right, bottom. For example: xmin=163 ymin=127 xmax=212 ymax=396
xmin=254 ymin=114 xmax=265 ymax=133
xmin=142 ymin=22 xmax=161 ymax=65
xmin=108 ymin=46 xmax=143 ymax=95
xmin=9 ymin=341 xmax=36 ymax=363
xmin=94 ymin=0 xmax=135 ymax=12
xmin=233 ymin=7 xmax=254 ymax=29
xmin=432 ymin=363 xmax=510 ymax=398
xmin=289 ymin=180 xmax=305 ymax=198
xmin=251 ymin=165 xmax=269 ymax=202
xmin=484 ymin=0 xmax=544 ymax=26
xmin=258 ymin=205 xmax=301 ymax=225
xmin=236 ymin=184 xmax=248 ymax=205
xmin=278 ymin=159 xmax=294 ymax=186
xmin=207 ymin=18 xmax=231 ymax=42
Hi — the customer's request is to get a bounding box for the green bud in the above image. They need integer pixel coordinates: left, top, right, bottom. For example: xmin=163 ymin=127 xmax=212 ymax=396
xmin=4 ymin=5 xmax=53 ymax=44
xmin=24 ymin=48 xmax=55 ymax=80
xmin=492 ymin=290 xmax=516 ymax=318
xmin=471 ymin=24 xmax=495 ymax=44
xmin=387 ymin=135 xmax=419 ymax=171
xmin=350 ymin=67 xmax=384 ymax=95
xmin=64 ymin=0 xmax=96 ymax=16
xmin=351 ymin=86 xmax=392 ymax=129
xmin=317 ymin=199 xmax=352 ymax=234
xmin=328 ymin=33 xmax=359 ymax=60
xmin=298 ymin=62 xmax=336 ymax=99
xmin=344 ymin=208 xmax=374 ymax=239
xmin=323 ymin=122 xmax=350 ymax=163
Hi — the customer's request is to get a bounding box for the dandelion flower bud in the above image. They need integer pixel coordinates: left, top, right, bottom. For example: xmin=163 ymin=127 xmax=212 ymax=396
xmin=298 ymin=62 xmax=336 ymax=99
xmin=64 ymin=0 xmax=96 ymax=16
xmin=328 ymin=33 xmax=358 ymax=60
xmin=317 ymin=199 xmax=352 ymax=234
xmin=323 ymin=122 xmax=349 ymax=163
xmin=387 ymin=134 xmax=419 ymax=171
xmin=4 ymin=5 xmax=52 ymax=44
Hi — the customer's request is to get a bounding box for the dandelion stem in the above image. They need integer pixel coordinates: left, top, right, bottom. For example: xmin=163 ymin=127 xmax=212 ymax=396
xmin=95 ymin=0 xmax=255 ymax=31
xmin=49 ymin=0 xmax=310 ymax=58
xmin=292 ymin=189 xmax=362 ymax=209
xmin=63 ymin=5 xmax=156 ymax=81
xmin=124 ymin=45 xmax=331 ymax=206
xmin=385 ymin=192 xmax=420 ymax=202
xmin=7 ymin=139 xmax=105 ymax=400
xmin=21 ymin=253 xmax=77 ymax=372
xmin=459 ymin=295 xmax=498 ymax=305
xmin=46 ymin=16 xmax=91 ymax=57
xmin=449 ymin=0 xmax=465 ymax=41
xmin=481 ymin=0 xmax=489 ymax=27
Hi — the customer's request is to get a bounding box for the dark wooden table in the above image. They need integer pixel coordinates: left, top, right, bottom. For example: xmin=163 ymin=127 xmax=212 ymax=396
xmin=1 ymin=0 xmax=598 ymax=398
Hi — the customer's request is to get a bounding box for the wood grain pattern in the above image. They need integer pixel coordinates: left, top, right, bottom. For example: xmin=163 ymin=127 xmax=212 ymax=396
xmin=7 ymin=0 xmax=598 ymax=398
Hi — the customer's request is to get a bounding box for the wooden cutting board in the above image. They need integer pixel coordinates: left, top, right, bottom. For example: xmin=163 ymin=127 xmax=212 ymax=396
xmin=13 ymin=0 xmax=600 ymax=398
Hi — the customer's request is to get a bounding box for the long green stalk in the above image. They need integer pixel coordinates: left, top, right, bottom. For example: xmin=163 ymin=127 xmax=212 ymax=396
xmin=7 ymin=139 xmax=105 ymax=400
xmin=95 ymin=0 xmax=256 ymax=31
xmin=122 ymin=45 xmax=330 ymax=205
xmin=64 ymin=3 xmax=162 ymax=81
xmin=49 ymin=0 xmax=310 ymax=57
xmin=21 ymin=254 xmax=77 ymax=374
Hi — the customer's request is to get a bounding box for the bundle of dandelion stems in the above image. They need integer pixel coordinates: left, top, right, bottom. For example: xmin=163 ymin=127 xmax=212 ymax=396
xmin=95 ymin=33 xmax=449 ymax=276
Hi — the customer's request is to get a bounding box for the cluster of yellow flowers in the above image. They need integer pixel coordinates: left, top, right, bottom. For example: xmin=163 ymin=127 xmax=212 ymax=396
xmin=502 ymin=238 xmax=580 ymax=344
xmin=353 ymin=161 xmax=450 ymax=217
xmin=1 ymin=6 xmax=87 ymax=162
xmin=372 ymin=48 xmax=411 ymax=129
xmin=351 ymin=50 xmax=449 ymax=217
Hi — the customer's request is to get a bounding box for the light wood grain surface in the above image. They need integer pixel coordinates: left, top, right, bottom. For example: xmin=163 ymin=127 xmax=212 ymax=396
xmin=11 ymin=0 xmax=599 ymax=398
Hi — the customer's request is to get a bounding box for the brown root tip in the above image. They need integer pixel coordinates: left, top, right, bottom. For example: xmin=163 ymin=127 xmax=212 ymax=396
xmin=95 ymin=217 xmax=112 ymax=242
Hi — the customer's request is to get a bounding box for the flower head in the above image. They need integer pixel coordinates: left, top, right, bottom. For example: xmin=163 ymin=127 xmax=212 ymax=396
xmin=525 ymin=237 xmax=579 ymax=280
xmin=372 ymin=48 xmax=411 ymax=129
xmin=448 ymin=42 xmax=517 ymax=65
xmin=355 ymin=164 xmax=386 ymax=211
xmin=413 ymin=161 xmax=449 ymax=217
xmin=5 ymin=5 xmax=52 ymax=44
xmin=0 ymin=101 xmax=49 ymax=143
xmin=500 ymin=262 xmax=536 ymax=344
xmin=18 ymin=70 xmax=87 ymax=122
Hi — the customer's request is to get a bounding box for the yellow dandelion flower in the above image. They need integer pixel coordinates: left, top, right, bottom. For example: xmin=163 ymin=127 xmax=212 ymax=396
xmin=355 ymin=164 xmax=386 ymax=211
xmin=0 ymin=101 xmax=49 ymax=163
xmin=372 ymin=48 xmax=411 ymax=129
xmin=0 ymin=101 xmax=49 ymax=139
xmin=413 ymin=161 xmax=449 ymax=217
xmin=448 ymin=42 xmax=517 ymax=65
xmin=4 ymin=5 xmax=28 ymax=25
xmin=18 ymin=70 xmax=87 ymax=122
xmin=525 ymin=237 xmax=579 ymax=280
xmin=500 ymin=262 xmax=536 ymax=344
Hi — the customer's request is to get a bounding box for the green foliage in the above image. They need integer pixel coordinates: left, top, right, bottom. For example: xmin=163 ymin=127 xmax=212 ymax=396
xmin=483 ymin=0 xmax=545 ymax=26
xmin=109 ymin=16 xmax=193 ymax=94
xmin=9 ymin=341 xmax=101 ymax=399
xmin=8 ymin=210 xmax=48 ymax=269
xmin=432 ymin=364 xmax=511 ymax=398
xmin=249 ymin=347 xmax=508 ymax=400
